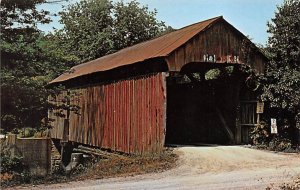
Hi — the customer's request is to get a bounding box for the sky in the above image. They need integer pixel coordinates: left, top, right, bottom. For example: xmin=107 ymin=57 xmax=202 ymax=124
xmin=38 ymin=0 xmax=284 ymax=45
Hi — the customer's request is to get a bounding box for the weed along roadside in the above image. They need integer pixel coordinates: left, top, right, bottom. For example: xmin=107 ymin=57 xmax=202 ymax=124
xmin=0 ymin=132 xmax=178 ymax=188
xmin=53 ymin=145 xmax=178 ymax=181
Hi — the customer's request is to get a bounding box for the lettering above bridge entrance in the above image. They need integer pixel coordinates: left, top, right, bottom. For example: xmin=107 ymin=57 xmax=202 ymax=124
xmin=203 ymin=54 xmax=240 ymax=64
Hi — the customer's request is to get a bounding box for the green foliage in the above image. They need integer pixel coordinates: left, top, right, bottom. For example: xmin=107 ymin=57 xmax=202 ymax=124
xmin=58 ymin=0 xmax=169 ymax=64
xmin=58 ymin=0 xmax=113 ymax=64
xmin=0 ymin=0 xmax=72 ymax=132
xmin=0 ymin=0 xmax=51 ymax=43
xmin=11 ymin=128 xmax=21 ymax=135
xmin=0 ymin=150 xmax=33 ymax=186
xmin=1 ymin=69 xmax=51 ymax=131
xmin=112 ymin=1 xmax=166 ymax=50
xmin=260 ymin=0 xmax=300 ymax=142
xmin=0 ymin=151 xmax=25 ymax=174
xmin=250 ymin=121 xmax=296 ymax=152
xmin=268 ymin=137 xmax=292 ymax=152
xmin=21 ymin=128 xmax=37 ymax=138
xmin=205 ymin=66 xmax=236 ymax=80
xmin=251 ymin=121 xmax=270 ymax=145
xmin=205 ymin=69 xmax=221 ymax=80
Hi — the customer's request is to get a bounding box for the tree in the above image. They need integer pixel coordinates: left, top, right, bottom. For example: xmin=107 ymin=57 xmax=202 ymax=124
xmin=0 ymin=0 xmax=71 ymax=132
xmin=261 ymin=0 xmax=300 ymax=144
xmin=58 ymin=0 xmax=168 ymax=64
xmin=112 ymin=1 xmax=166 ymax=51
xmin=58 ymin=0 xmax=113 ymax=64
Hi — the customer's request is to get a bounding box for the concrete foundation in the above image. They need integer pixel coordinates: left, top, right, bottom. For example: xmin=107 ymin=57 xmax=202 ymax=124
xmin=4 ymin=134 xmax=51 ymax=176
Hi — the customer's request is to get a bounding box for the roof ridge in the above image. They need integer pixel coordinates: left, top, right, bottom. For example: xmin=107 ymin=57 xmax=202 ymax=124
xmin=109 ymin=16 xmax=224 ymax=56
xmin=154 ymin=16 xmax=223 ymax=57
xmin=175 ymin=15 xmax=223 ymax=31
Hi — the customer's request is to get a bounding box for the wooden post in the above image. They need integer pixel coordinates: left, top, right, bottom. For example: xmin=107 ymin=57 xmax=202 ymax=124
xmin=256 ymin=101 xmax=264 ymax=125
xmin=233 ymin=67 xmax=242 ymax=144
xmin=257 ymin=113 xmax=260 ymax=125
xmin=7 ymin=134 xmax=18 ymax=156
xmin=61 ymin=90 xmax=71 ymax=166
xmin=7 ymin=134 xmax=17 ymax=145
xmin=235 ymin=103 xmax=242 ymax=144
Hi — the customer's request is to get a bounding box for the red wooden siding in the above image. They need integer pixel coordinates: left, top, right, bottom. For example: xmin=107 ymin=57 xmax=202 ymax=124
xmin=49 ymin=73 xmax=167 ymax=154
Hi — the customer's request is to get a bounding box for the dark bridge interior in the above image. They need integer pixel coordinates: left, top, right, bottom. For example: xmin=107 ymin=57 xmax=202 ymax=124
xmin=165 ymin=65 xmax=243 ymax=145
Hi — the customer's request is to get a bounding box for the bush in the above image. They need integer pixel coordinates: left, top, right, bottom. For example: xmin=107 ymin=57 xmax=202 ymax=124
xmin=0 ymin=149 xmax=33 ymax=186
xmin=268 ymin=137 xmax=292 ymax=152
xmin=250 ymin=121 xmax=298 ymax=152
xmin=0 ymin=151 xmax=25 ymax=174
xmin=251 ymin=121 xmax=270 ymax=145
xmin=11 ymin=128 xmax=20 ymax=134
xmin=21 ymin=128 xmax=36 ymax=138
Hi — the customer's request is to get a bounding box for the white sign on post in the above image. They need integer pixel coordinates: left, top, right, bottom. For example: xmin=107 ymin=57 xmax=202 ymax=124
xmin=271 ymin=118 xmax=278 ymax=134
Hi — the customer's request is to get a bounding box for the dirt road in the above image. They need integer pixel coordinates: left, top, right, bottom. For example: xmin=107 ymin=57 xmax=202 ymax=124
xmin=15 ymin=146 xmax=300 ymax=190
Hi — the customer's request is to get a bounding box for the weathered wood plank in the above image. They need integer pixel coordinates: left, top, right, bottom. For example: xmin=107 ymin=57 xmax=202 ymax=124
xmin=50 ymin=73 xmax=167 ymax=155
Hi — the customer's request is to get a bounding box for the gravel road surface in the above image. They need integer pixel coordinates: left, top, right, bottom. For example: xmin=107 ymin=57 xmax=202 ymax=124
xmin=12 ymin=146 xmax=300 ymax=190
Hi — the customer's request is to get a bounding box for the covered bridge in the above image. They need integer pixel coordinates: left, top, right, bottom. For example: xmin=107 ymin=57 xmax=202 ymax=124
xmin=49 ymin=16 xmax=267 ymax=155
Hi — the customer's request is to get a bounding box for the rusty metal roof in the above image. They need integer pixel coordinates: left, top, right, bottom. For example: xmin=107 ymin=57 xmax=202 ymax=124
xmin=50 ymin=16 xmax=223 ymax=84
